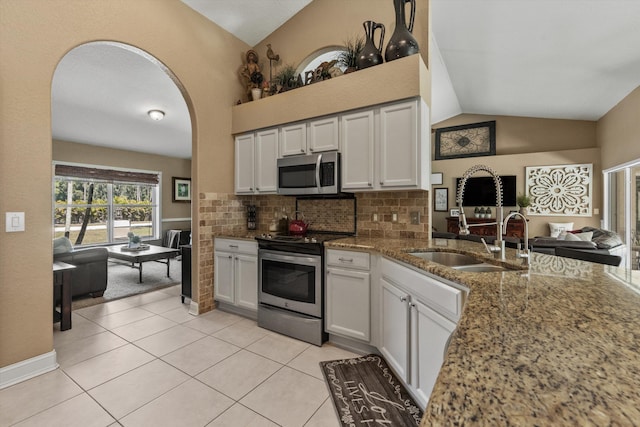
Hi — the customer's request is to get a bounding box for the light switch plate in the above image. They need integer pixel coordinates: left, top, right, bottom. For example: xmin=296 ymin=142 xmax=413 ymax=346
xmin=391 ymin=212 xmax=398 ymax=222
xmin=410 ymin=211 xmax=421 ymax=225
xmin=6 ymin=212 xmax=25 ymax=232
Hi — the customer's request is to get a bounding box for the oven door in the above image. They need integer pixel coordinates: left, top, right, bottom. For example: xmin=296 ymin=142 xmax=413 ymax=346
xmin=258 ymin=249 xmax=322 ymax=318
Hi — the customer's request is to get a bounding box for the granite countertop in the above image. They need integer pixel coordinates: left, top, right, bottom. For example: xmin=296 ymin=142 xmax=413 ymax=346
xmin=324 ymin=237 xmax=640 ymax=426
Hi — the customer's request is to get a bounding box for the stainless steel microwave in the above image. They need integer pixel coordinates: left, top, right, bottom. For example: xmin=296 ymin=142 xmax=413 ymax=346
xmin=277 ymin=151 xmax=340 ymax=196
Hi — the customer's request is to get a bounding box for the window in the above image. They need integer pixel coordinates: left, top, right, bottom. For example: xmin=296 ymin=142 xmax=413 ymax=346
xmin=53 ymin=164 xmax=160 ymax=246
xmin=604 ymin=159 xmax=640 ymax=269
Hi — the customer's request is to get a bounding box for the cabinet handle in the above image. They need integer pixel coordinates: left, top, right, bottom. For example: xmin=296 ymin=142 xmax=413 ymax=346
xmin=309 ymin=147 xmax=314 ymax=152
xmin=380 ymin=181 xmax=384 ymax=185
xmin=338 ymin=257 xmax=353 ymax=263
xmin=368 ymin=182 xmax=372 ymax=187
xmin=410 ymin=302 xmax=416 ymax=308
xmin=249 ymin=187 xmax=253 ymax=191
xmin=300 ymin=148 xmax=305 ymax=153
xmin=400 ymin=296 xmax=408 ymax=302
xmin=256 ymin=187 xmax=260 ymax=191
xmin=229 ymin=245 xmax=239 ymax=248
xmin=228 ymin=255 xmax=232 ymax=259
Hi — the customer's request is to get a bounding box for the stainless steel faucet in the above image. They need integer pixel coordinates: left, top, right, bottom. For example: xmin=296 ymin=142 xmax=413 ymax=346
xmin=456 ymin=165 xmax=506 ymax=260
xmin=503 ymin=211 xmax=530 ymax=265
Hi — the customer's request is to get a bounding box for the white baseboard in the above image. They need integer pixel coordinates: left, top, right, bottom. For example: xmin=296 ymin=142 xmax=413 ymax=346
xmin=188 ymin=300 xmax=199 ymax=315
xmin=0 ymin=350 xmax=58 ymax=390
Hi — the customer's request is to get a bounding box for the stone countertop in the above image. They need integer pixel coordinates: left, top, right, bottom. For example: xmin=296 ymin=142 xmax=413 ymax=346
xmin=324 ymin=237 xmax=640 ymax=426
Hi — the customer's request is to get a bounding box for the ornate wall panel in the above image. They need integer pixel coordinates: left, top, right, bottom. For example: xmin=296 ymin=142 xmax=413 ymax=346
xmin=525 ymin=164 xmax=593 ymax=216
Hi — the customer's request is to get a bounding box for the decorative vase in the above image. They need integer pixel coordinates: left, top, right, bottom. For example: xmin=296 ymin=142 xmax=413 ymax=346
xmin=357 ymin=21 xmax=385 ymax=70
xmin=385 ymin=0 xmax=420 ymax=62
xmin=519 ymin=207 xmax=529 ymax=216
xmin=128 ymin=241 xmax=140 ymax=249
xmin=251 ymin=88 xmax=262 ymax=101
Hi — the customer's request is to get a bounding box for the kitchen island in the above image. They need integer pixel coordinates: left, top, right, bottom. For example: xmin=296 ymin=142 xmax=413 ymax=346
xmin=324 ymin=237 xmax=640 ymax=426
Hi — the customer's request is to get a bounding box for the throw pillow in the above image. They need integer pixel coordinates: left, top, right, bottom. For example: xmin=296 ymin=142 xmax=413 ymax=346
xmin=574 ymin=231 xmax=594 ymax=242
xmin=563 ymin=233 xmax=581 ymax=242
xmin=53 ymin=237 xmax=73 ymax=254
xmin=549 ymin=222 xmax=574 ymax=238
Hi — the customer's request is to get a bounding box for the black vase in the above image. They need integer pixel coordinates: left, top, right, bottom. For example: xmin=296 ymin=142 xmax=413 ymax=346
xmin=357 ymin=21 xmax=385 ymax=70
xmin=385 ymin=0 xmax=420 ymax=62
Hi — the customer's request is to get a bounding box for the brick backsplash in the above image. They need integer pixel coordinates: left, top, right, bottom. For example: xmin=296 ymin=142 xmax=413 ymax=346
xmin=197 ymin=190 xmax=430 ymax=313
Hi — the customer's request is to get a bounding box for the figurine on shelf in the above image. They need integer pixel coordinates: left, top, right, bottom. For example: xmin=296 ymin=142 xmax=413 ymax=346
xmin=240 ymin=50 xmax=264 ymax=101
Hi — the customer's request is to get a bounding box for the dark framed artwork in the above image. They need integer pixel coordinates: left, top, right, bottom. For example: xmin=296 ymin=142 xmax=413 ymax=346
xmin=172 ymin=177 xmax=191 ymax=202
xmin=434 ymin=120 xmax=496 ymax=160
xmin=434 ymin=188 xmax=448 ymax=212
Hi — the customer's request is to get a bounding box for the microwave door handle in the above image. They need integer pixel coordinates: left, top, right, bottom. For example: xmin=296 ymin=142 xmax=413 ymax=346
xmin=315 ymin=153 xmax=322 ymax=191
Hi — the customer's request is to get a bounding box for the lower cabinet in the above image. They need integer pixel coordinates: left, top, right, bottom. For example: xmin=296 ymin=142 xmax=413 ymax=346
xmin=325 ymin=249 xmax=371 ymax=342
xmin=379 ymin=257 xmax=461 ymax=408
xmin=214 ymin=238 xmax=258 ymax=313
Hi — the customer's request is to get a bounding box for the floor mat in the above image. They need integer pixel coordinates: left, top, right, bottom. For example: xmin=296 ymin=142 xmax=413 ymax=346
xmin=320 ymin=354 xmax=424 ymax=426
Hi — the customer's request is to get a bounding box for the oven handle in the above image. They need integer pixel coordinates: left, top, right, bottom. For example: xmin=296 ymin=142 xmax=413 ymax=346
xmin=260 ymin=250 xmax=321 ymax=267
xmin=315 ymin=153 xmax=322 ymax=191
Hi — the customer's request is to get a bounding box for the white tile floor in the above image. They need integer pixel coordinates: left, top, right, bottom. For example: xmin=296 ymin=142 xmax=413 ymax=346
xmin=0 ymin=285 xmax=360 ymax=426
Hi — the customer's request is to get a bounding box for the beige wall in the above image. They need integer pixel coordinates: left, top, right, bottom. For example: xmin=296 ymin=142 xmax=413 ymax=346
xmin=433 ymin=114 xmax=597 ymax=155
xmin=0 ymin=0 xmax=247 ymax=368
xmin=53 ymin=140 xmax=192 ymax=233
xmin=253 ymin=0 xmax=430 ymax=88
xmin=431 ymin=115 xmax=601 ymax=237
xmin=597 ymin=85 xmax=640 ymax=170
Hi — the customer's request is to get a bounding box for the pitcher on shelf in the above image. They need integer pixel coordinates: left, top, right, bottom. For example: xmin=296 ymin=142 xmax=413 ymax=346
xmin=357 ymin=20 xmax=385 ymax=70
xmin=385 ymin=0 xmax=420 ymax=62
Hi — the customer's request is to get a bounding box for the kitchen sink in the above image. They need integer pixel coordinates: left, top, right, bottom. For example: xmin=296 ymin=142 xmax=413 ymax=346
xmin=408 ymin=251 xmax=481 ymax=266
xmin=408 ymin=251 xmax=513 ymax=273
xmin=452 ymin=264 xmax=507 ymax=272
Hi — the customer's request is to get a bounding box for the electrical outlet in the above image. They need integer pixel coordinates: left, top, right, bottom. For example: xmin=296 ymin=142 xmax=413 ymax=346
xmin=372 ymin=213 xmax=378 ymax=222
xmin=410 ymin=211 xmax=420 ymax=225
xmin=392 ymin=212 xmax=398 ymax=222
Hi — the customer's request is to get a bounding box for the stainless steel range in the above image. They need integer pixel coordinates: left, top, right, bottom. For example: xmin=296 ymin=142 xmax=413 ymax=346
xmin=256 ymin=233 xmax=350 ymax=346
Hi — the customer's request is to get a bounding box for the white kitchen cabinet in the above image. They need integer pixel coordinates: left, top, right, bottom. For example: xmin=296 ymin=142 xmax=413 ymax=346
xmin=340 ymin=98 xmax=430 ymax=192
xmin=234 ymin=133 xmax=255 ymax=194
xmin=341 ymin=110 xmax=375 ymax=190
xmin=379 ymin=257 xmax=464 ymax=407
xmin=214 ymin=238 xmax=258 ymax=313
xmin=234 ymin=129 xmax=278 ymax=195
xmin=308 ymin=116 xmax=339 ymax=153
xmin=325 ymin=249 xmax=371 ymax=342
xmin=280 ymin=117 xmax=339 ymax=157
xmin=411 ymin=298 xmax=457 ymax=406
xmin=379 ymin=276 xmax=410 ymax=381
xmin=280 ymin=122 xmax=307 ymax=156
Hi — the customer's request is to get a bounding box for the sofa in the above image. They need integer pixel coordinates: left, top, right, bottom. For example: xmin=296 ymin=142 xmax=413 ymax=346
xmin=53 ymin=237 xmax=108 ymax=298
xmin=530 ymin=227 xmax=626 ymax=259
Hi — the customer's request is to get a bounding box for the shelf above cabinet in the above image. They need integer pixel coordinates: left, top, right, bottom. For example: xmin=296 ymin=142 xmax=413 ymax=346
xmin=232 ymin=54 xmax=430 ymax=135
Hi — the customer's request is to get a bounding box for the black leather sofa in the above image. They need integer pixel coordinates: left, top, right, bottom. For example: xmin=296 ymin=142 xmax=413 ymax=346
xmin=54 ymin=240 xmax=108 ymax=298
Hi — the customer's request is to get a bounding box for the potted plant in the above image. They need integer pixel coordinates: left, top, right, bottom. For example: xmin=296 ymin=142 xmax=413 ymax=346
xmin=250 ymin=71 xmax=264 ymax=100
xmin=127 ymin=231 xmax=141 ymax=249
xmin=337 ymin=35 xmax=365 ymax=73
xmin=274 ymin=64 xmax=299 ymax=93
xmin=517 ymin=193 xmax=532 ymax=215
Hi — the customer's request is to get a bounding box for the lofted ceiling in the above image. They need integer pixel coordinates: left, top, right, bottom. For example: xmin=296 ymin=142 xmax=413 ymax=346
xmin=50 ymin=0 xmax=640 ymax=159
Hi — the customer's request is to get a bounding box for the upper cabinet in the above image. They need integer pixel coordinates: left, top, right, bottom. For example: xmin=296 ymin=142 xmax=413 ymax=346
xmin=235 ymin=128 xmax=278 ymax=195
xmin=280 ymin=117 xmax=339 ymax=157
xmin=342 ymin=99 xmax=430 ymax=192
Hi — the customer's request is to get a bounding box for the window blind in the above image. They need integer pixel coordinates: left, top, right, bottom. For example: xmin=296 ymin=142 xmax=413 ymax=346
xmin=55 ymin=164 xmax=159 ymax=185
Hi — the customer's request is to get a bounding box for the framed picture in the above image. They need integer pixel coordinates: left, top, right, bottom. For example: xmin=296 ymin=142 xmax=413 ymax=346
xmin=434 ymin=120 xmax=496 ymax=160
xmin=430 ymin=172 xmax=443 ymax=185
xmin=172 ymin=177 xmax=191 ymax=202
xmin=450 ymin=208 xmax=460 ymax=217
xmin=434 ymin=188 xmax=448 ymax=212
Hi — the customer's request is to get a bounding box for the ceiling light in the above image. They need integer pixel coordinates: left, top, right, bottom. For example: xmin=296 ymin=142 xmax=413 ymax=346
xmin=148 ymin=109 xmax=165 ymax=121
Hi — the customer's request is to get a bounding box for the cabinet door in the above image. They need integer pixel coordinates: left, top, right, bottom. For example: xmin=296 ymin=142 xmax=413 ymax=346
xmin=255 ymin=128 xmax=278 ymax=193
xmin=326 ymin=267 xmax=370 ymax=342
xmin=341 ymin=110 xmax=375 ymax=191
xmin=379 ymin=277 xmax=410 ymax=382
xmin=379 ymin=101 xmax=418 ymax=188
xmin=235 ymin=253 xmax=258 ymax=312
xmin=280 ymin=122 xmax=307 ymax=156
xmin=214 ymin=251 xmax=235 ymax=304
xmin=234 ymin=133 xmax=255 ymax=194
xmin=410 ymin=298 xmax=457 ymax=407
xmin=308 ymin=116 xmax=339 ymax=153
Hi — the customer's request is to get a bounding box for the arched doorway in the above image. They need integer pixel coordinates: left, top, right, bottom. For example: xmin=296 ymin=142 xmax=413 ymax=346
xmin=51 ymin=41 xmax=194 ymax=305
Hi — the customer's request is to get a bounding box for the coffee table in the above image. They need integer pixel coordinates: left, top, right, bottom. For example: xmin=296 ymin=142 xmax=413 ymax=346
xmin=107 ymin=244 xmax=180 ymax=283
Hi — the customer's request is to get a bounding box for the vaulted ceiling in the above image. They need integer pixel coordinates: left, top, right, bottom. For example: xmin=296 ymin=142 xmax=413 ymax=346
xmin=51 ymin=0 xmax=640 ymax=159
